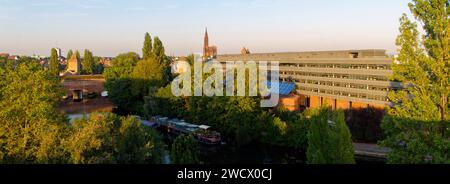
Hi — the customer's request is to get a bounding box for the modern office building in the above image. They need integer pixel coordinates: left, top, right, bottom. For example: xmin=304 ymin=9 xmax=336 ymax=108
xmin=217 ymin=49 xmax=401 ymax=110
xmin=54 ymin=47 xmax=62 ymax=58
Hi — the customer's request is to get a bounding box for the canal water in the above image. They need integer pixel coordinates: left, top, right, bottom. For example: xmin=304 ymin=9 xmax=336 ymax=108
xmin=200 ymin=144 xmax=307 ymax=164
xmin=161 ymin=133 xmax=306 ymax=164
xmin=162 ymin=133 xmax=384 ymax=164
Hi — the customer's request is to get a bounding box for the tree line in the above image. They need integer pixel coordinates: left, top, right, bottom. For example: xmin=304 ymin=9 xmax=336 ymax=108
xmin=0 ymin=0 xmax=447 ymax=164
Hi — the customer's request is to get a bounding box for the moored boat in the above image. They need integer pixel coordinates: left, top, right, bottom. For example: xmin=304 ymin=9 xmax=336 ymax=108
xmin=152 ymin=116 xmax=222 ymax=145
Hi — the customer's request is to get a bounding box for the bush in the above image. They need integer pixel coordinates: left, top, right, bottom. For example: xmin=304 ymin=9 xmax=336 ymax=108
xmin=171 ymin=134 xmax=200 ymax=164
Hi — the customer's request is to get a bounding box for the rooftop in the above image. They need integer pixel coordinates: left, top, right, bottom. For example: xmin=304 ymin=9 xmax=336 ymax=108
xmin=217 ymin=49 xmax=388 ymax=61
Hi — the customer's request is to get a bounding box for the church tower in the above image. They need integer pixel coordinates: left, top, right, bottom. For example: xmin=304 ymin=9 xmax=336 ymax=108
xmin=203 ymin=28 xmax=209 ymax=59
xmin=202 ymin=27 xmax=217 ymax=60
xmin=66 ymin=54 xmax=81 ymax=75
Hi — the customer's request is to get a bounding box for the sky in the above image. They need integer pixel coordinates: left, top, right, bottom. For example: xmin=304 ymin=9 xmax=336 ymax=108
xmin=0 ymin=0 xmax=412 ymax=57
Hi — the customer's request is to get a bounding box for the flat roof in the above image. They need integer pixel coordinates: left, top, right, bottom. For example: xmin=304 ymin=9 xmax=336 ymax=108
xmin=217 ymin=49 xmax=388 ymax=61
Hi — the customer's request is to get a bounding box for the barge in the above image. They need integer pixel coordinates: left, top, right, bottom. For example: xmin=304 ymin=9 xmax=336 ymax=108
xmin=152 ymin=116 xmax=222 ymax=145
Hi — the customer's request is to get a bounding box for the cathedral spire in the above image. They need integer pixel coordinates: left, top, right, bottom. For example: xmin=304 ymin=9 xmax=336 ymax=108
xmin=203 ymin=27 xmax=217 ymax=60
xmin=204 ymin=27 xmax=209 ymax=47
xmin=203 ymin=27 xmax=209 ymax=58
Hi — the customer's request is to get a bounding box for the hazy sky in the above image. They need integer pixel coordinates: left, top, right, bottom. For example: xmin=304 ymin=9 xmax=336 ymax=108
xmin=0 ymin=0 xmax=412 ymax=57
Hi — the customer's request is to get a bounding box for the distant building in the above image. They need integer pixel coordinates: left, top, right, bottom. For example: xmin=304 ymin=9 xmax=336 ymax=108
xmin=171 ymin=56 xmax=190 ymax=74
xmin=241 ymin=47 xmax=251 ymax=55
xmin=55 ymin=47 xmax=62 ymax=58
xmin=31 ymin=54 xmax=46 ymax=60
xmin=65 ymin=54 xmax=81 ymax=75
xmin=203 ymin=28 xmax=218 ymax=60
xmin=39 ymin=58 xmax=48 ymax=67
xmin=0 ymin=53 xmax=18 ymax=60
xmin=99 ymin=57 xmax=112 ymax=68
xmin=0 ymin=53 xmax=10 ymax=58
xmin=217 ymin=49 xmax=401 ymax=111
xmin=8 ymin=55 xmax=20 ymax=61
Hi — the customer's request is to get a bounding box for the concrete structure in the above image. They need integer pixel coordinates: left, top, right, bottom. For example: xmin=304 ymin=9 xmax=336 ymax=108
xmin=241 ymin=47 xmax=251 ymax=55
xmin=203 ymin=28 xmax=217 ymax=60
xmin=99 ymin=57 xmax=112 ymax=68
xmin=217 ymin=49 xmax=401 ymax=110
xmin=55 ymin=47 xmax=62 ymax=58
xmin=65 ymin=54 xmax=81 ymax=75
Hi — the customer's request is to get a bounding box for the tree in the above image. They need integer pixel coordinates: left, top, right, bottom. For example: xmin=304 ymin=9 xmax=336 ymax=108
xmin=111 ymin=52 xmax=140 ymax=68
xmin=64 ymin=113 xmax=116 ymax=164
xmin=171 ymin=134 xmax=200 ymax=164
xmin=152 ymin=36 xmax=172 ymax=84
xmin=270 ymin=110 xmax=309 ymax=149
xmin=93 ymin=56 xmax=104 ymax=74
xmin=49 ymin=48 xmax=60 ymax=76
xmin=104 ymin=52 xmax=142 ymax=113
xmin=381 ymin=0 xmax=450 ymax=164
xmin=104 ymin=67 xmax=134 ymax=81
xmin=144 ymin=84 xmax=184 ymax=118
xmin=0 ymin=62 xmax=167 ymax=164
xmin=306 ymin=108 xmax=355 ymax=164
xmin=131 ymin=58 xmax=165 ymax=98
xmin=142 ymin=32 xmax=152 ymax=60
xmin=0 ymin=62 xmax=67 ymax=163
xmin=104 ymin=53 xmax=140 ymax=80
xmin=152 ymin=37 xmax=165 ymax=65
xmin=65 ymin=113 xmax=165 ymax=164
xmin=75 ymin=50 xmax=81 ymax=62
xmin=83 ymin=49 xmax=95 ymax=75
xmin=115 ymin=116 xmax=165 ymax=163
xmin=67 ymin=50 xmax=73 ymax=60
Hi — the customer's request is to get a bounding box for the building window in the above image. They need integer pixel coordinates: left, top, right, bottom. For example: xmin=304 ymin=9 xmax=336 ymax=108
xmin=349 ymin=52 xmax=359 ymax=58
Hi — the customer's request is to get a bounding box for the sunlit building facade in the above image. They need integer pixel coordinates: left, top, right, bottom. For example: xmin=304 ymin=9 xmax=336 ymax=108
xmin=217 ymin=49 xmax=401 ymax=110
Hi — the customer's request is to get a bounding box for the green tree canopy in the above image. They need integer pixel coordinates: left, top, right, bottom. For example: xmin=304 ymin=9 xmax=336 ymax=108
xmin=131 ymin=58 xmax=165 ymax=97
xmin=93 ymin=56 xmax=104 ymax=74
xmin=111 ymin=52 xmax=140 ymax=68
xmin=0 ymin=62 xmax=166 ymax=164
xmin=104 ymin=52 xmax=142 ymax=114
xmin=49 ymin=48 xmax=60 ymax=76
xmin=171 ymin=134 xmax=200 ymax=164
xmin=83 ymin=49 xmax=95 ymax=75
xmin=67 ymin=50 xmax=73 ymax=60
xmin=306 ymin=107 xmax=355 ymax=164
xmin=0 ymin=62 xmax=66 ymax=163
xmin=152 ymin=37 xmax=165 ymax=64
xmin=65 ymin=113 xmax=165 ymax=164
xmin=75 ymin=50 xmax=81 ymax=62
xmin=381 ymin=0 xmax=450 ymax=164
xmin=142 ymin=32 xmax=152 ymax=60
